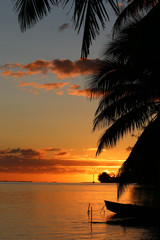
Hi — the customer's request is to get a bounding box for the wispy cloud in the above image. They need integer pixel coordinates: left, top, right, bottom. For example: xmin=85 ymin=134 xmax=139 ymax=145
xmin=67 ymin=84 xmax=91 ymax=97
xmin=17 ymin=81 xmax=70 ymax=95
xmin=3 ymin=70 xmax=28 ymax=78
xmin=84 ymin=148 xmax=97 ymax=151
xmin=55 ymin=151 xmax=68 ymax=156
xmin=42 ymin=147 xmax=61 ymax=152
xmin=0 ymin=147 xmax=122 ymax=174
xmin=17 ymin=81 xmax=92 ymax=96
xmin=59 ymin=23 xmax=69 ymax=31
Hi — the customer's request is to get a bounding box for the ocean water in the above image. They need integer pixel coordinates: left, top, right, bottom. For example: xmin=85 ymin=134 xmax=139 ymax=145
xmin=0 ymin=182 xmax=159 ymax=240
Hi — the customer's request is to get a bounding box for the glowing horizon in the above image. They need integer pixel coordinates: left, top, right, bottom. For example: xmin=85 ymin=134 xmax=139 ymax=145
xmin=0 ymin=1 xmax=137 ymax=183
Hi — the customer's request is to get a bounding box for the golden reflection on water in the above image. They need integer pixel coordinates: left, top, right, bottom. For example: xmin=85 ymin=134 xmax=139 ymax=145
xmin=0 ymin=182 xmax=159 ymax=240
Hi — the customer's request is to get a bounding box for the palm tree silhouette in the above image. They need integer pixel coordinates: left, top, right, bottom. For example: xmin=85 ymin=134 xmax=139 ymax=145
xmin=117 ymin=114 xmax=160 ymax=198
xmin=88 ymin=2 xmax=160 ymax=154
xmin=113 ymin=0 xmax=158 ymax=34
xmin=12 ymin=0 xmax=120 ymax=59
xmin=87 ymin=2 xmax=160 ymax=196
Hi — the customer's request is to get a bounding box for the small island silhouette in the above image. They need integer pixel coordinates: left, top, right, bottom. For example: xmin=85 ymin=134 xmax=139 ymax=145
xmin=98 ymin=172 xmax=119 ymax=183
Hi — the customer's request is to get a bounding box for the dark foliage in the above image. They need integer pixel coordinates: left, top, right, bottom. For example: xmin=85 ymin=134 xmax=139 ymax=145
xmin=98 ymin=172 xmax=118 ymax=183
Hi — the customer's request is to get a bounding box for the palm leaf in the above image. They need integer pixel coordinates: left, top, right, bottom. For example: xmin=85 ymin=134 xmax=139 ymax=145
xmin=87 ymin=60 xmax=136 ymax=95
xmin=72 ymin=0 xmax=112 ymax=58
xmin=93 ymin=93 xmax=150 ymax=131
xmin=107 ymin=3 xmax=160 ymax=66
xmin=113 ymin=0 xmax=158 ymax=34
xmin=96 ymin=103 xmax=155 ymax=155
xmin=94 ymin=74 xmax=160 ymax=115
xmin=117 ymin=160 xmax=134 ymax=199
xmin=94 ymin=83 xmax=142 ymax=114
xmin=12 ymin=0 xmax=58 ymax=31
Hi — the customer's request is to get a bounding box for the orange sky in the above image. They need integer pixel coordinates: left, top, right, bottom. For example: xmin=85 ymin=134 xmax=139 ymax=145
xmin=0 ymin=1 xmax=138 ymax=183
xmin=0 ymin=135 xmax=136 ymax=182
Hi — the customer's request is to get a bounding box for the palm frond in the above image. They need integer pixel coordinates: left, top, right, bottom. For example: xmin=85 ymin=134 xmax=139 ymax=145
xmin=94 ymin=84 xmax=141 ymax=115
xmin=87 ymin=60 xmax=136 ymax=95
xmin=113 ymin=0 xmax=158 ymax=35
xmin=72 ymin=0 xmax=111 ymax=58
xmin=106 ymin=19 xmax=142 ymax=63
xmin=61 ymin=0 xmax=120 ymax=58
xmin=12 ymin=0 xmax=57 ymax=32
xmin=94 ymin=77 xmax=160 ymax=116
xmin=117 ymin=160 xmax=134 ymax=199
xmin=107 ymin=3 xmax=160 ymax=65
xmin=96 ymin=104 xmax=154 ymax=155
xmin=93 ymin=93 xmax=150 ymax=131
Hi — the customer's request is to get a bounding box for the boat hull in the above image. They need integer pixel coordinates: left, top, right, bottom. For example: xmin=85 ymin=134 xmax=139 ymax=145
xmin=104 ymin=200 xmax=157 ymax=217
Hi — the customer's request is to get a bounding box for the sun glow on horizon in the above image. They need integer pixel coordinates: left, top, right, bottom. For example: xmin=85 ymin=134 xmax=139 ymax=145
xmin=0 ymin=140 xmax=133 ymax=183
xmin=0 ymin=1 xmax=138 ymax=184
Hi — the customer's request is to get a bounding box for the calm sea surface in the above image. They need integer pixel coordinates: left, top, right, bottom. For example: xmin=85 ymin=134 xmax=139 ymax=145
xmin=0 ymin=182 xmax=159 ymax=240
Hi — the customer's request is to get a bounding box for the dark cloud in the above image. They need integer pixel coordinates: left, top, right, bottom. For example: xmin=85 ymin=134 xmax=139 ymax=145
xmin=55 ymin=151 xmax=68 ymax=156
xmin=59 ymin=23 xmax=69 ymax=31
xmin=0 ymin=148 xmax=122 ymax=174
xmin=8 ymin=148 xmax=41 ymax=159
xmin=2 ymin=58 xmax=101 ymax=79
xmin=43 ymin=148 xmax=61 ymax=152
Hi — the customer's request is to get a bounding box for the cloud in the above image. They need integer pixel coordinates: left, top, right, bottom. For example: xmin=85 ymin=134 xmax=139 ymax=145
xmin=56 ymin=90 xmax=63 ymax=95
xmin=1 ymin=58 xmax=101 ymax=80
xmin=59 ymin=23 xmax=69 ymax=31
xmin=68 ymin=84 xmax=79 ymax=90
xmin=55 ymin=151 xmax=68 ymax=156
xmin=68 ymin=88 xmax=91 ymax=97
xmin=42 ymin=147 xmax=61 ymax=152
xmin=7 ymin=148 xmax=43 ymax=159
xmin=29 ymin=89 xmax=38 ymax=95
xmin=17 ymin=81 xmax=93 ymax=97
xmin=0 ymin=58 xmax=103 ymax=97
xmin=67 ymin=84 xmax=91 ymax=97
xmin=0 ymin=147 xmax=122 ymax=174
xmin=17 ymin=81 xmax=70 ymax=95
xmin=50 ymin=58 xmax=100 ymax=79
xmin=85 ymin=148 xmax=97 ymax=151
xmin=23 ymin=60 xmax=51 ymax=75
xmin=3 ymin=70 xmax=28 ymax=78
xmin=0 ymin=63 xmax=22 ymax=70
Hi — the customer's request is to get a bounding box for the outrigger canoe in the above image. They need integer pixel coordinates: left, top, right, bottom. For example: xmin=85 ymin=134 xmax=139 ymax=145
xmin=104 ymin=200 xmax=157 ymax=217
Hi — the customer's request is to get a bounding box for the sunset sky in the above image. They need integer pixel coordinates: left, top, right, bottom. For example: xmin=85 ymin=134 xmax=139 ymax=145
xmin=0 ymin=1 xmax=137 ymax=183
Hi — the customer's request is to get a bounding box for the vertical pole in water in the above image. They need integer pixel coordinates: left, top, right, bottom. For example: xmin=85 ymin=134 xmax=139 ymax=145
xmin=90 ymin=206 xmax=93 ymax=237
xmin=91 ymin=207 xmax=92 ymax=223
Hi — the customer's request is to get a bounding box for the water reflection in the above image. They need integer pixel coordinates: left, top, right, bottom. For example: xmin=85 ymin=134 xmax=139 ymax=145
xmin=106 ymin=185 xmax=160 ymax=232
xmin=0 ymin=183 xmax=160 ymax=240
xmin=130 ymin=184 xmax=160 ymax=209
